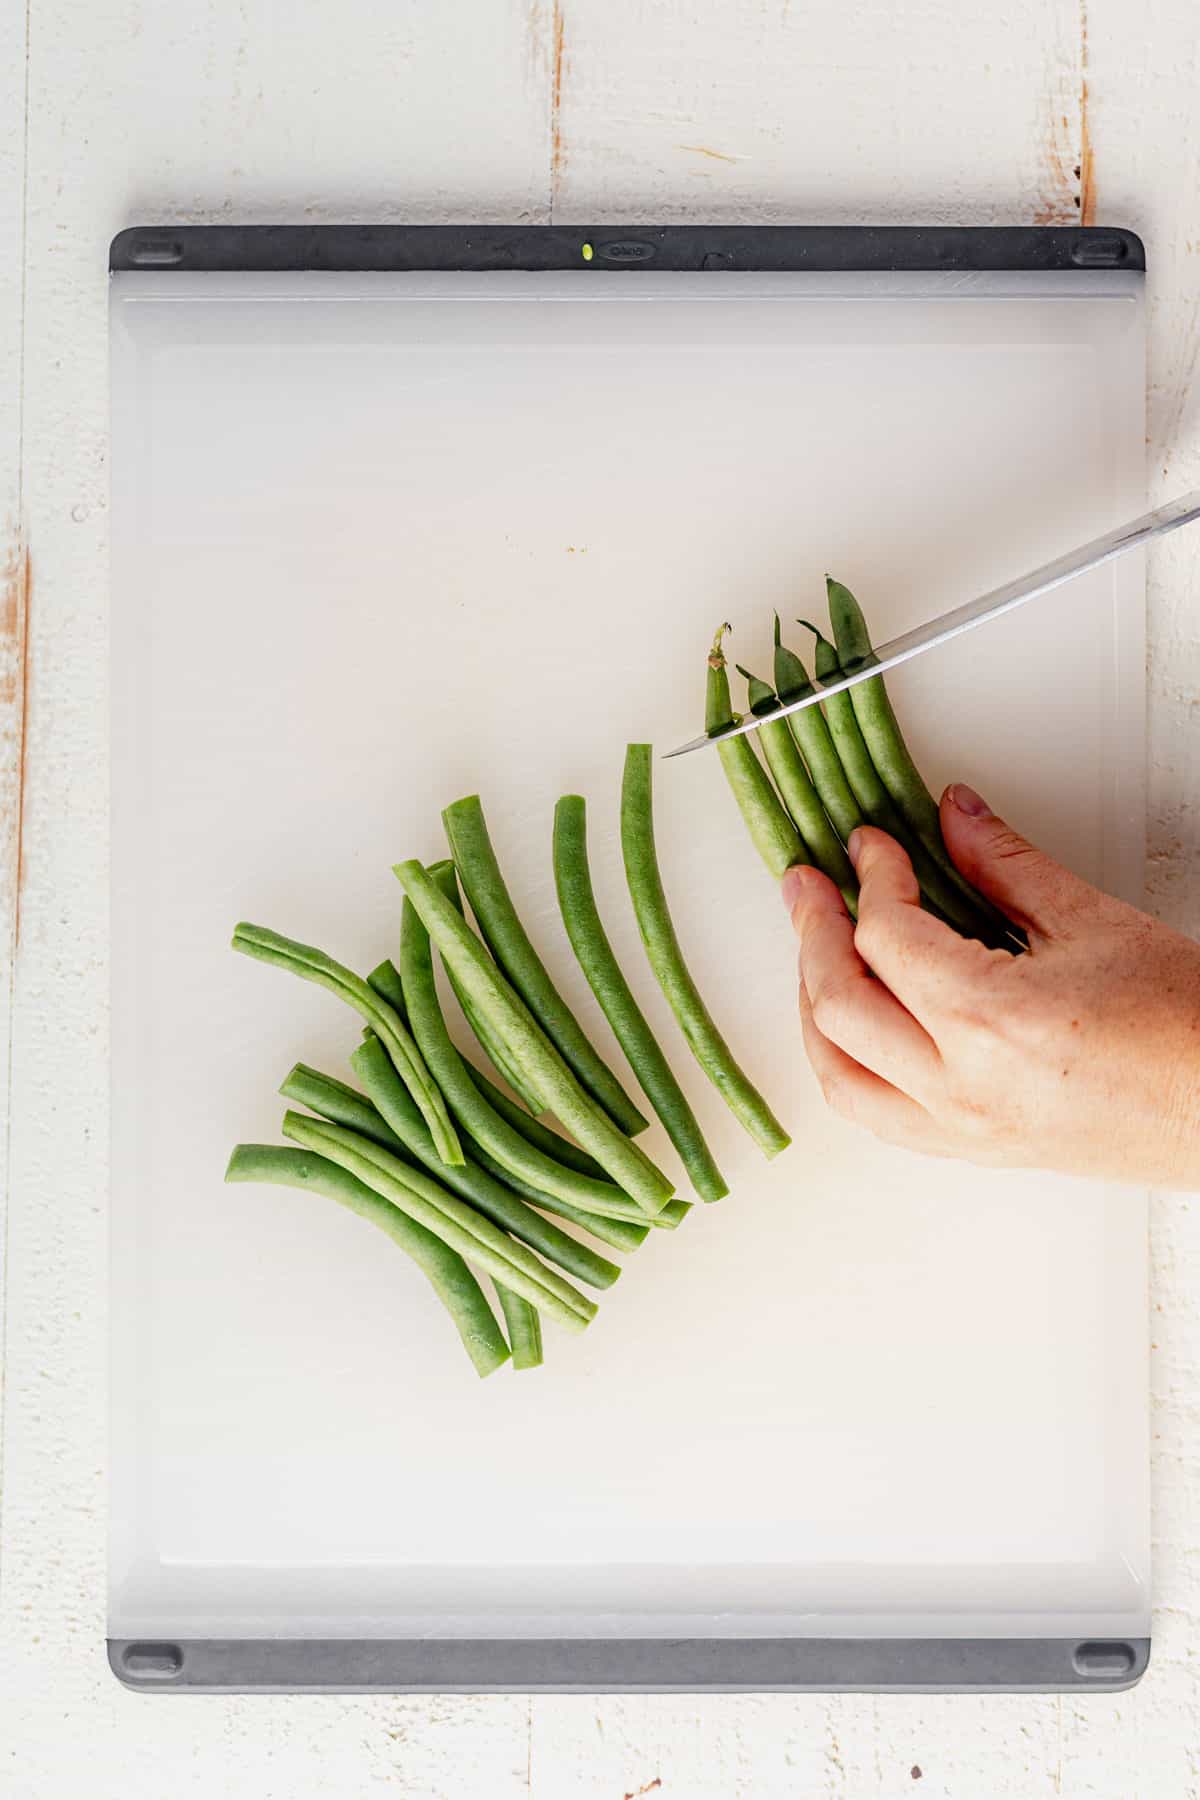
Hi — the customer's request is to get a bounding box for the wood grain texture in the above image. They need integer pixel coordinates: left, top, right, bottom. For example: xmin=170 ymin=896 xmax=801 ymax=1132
xmin=2 ymin=0 xmax=1199 ymax=1793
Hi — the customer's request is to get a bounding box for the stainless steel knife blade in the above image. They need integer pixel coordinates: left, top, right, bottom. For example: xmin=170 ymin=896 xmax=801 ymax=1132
xmin=664 ymin=490 xmax=1200 ymax=758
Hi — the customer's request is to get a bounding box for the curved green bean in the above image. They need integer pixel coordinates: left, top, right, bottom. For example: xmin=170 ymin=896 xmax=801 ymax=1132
xmin=394 ymin=863 xmax=677 ymax=1216
xmin=467 ymin=1137 xmax=690 ymax=1224
xmin=291 ymin=1051 xmax=640 ymax=1257
xmin=496 ymin=1286 xmax=543 ymax=1371
xmin=736 ymin=663 xmax=859 ymax=915
xmin=773 ymin=616 xmax=866 ymax=845
xmin=363 ymin=955 xmax=409 ymax=1020
xmin=369 ymin=947 xmax=542 ymax=1118
xmin=345 ymin=1036 xmax=621 ymax=1290
xmin=230 ymin=923 xmax=463 ymax=1166
xmin=706 ymin=626 xmax=807 ymax=881
xmin=279 ymin=1061 xmax=416 ymax=1158
xmin=803 ymin=622 xmax=1006 ymax=943
xmin=621 ymin=743 xmax=790 ymax=1160
xmin=442 ymin=796 xmax=648 ymax=1136
xmin=282 ymin=1111 xmax=596 ymax=1332
xmin=553 ymin=793 xmax=729 ymax=1204
xmin=463 ymin=1139 xmax=653 ymax=1251
xmin=468 ymin=1065 xmax=608 ymax=1181
xmin=225 ymin=1144 xmax=510 ymax=1378
xmin=424 ymin=864 xmax=546 ymax=1115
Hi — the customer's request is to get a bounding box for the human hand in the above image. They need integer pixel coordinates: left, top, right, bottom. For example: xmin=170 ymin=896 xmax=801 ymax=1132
xmin=782 ymin=783 xmax=1200 ymax=1189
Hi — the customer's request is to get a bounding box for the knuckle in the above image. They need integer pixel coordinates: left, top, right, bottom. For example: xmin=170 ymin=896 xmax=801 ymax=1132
xmin=986 ymin=826 xmax=1037 ymax=866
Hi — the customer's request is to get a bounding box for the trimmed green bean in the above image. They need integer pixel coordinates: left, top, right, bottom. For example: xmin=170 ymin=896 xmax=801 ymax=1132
xmin=423 ymin=864 xmax=546 ymax=1116
xmin=736 ymin=663 xmax=859 ymax=916
xmin=468 ymin=1065 xmax=608 ymax=1181
xmin=291 ymin=1051 xmax=638 ymax=1258
xmin=463 ymin=1139 xmax=653 ymax=1250
xmin=347 ymin=1035 xmax=621 ymax=1290
xmin=231 ymin=923 xmax=463 ymax=1166
xmin=553 ymin=793 xmax=729 ymax=1204
xmin=280 ymin=1061 xmax=416 ymax=1158
xmin=773 ymin=616 xmax=866 ymax=844
xmin=282 ymin=1111 xmax=596 ymax=1332
xmin=466 ymin=1132 xmax=687 ymax=1229
xmin=364 ymin=956 xmax=409 ymax=1019
xmin=496 ymin=1286 xmax=543 ymax=1370
xmin=225 ymin=1144 xmax=510 ymax=1378
xmin=394 ymin=863 xmax=677 ymax=1216
xmin=803 ymin=622 xmax=1007 ymax=944
xmin=621 ymin=743 xmax=791 ymax=1160
xmin=442 ymin=795 xmax=648 ymax=1136
xmin=706 ymin=626 xmax=807 ymax=881
xmin=824 ymin=579 xmax=1019 ymax=945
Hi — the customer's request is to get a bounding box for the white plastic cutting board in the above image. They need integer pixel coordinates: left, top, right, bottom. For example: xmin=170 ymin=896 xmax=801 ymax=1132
xmin=110 ymin=269 xmax=1149 ymax=1650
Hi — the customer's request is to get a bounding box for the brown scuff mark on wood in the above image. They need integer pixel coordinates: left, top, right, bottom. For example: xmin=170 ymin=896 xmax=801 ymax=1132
xmin=678 ymin=144 xmax=738 ymax=164
xmin=550 ymin=0 xmax=567 ymax=211
xmin=623 ymin=1779 xmax=662 ymax=1800
xmin=1078 ymin=0 xmax=1096 ymax=224
xmin=0 ymin=534 xmax=31 ymax=946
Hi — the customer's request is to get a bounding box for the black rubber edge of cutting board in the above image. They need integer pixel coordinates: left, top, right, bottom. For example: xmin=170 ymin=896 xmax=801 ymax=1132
xmin=108 ymin=223 xmax=1145 ymax=274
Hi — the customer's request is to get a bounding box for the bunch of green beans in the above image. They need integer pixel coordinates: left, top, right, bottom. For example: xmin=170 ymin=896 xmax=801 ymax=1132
xmin=706 ymin=585 xmax=1022 ymax=954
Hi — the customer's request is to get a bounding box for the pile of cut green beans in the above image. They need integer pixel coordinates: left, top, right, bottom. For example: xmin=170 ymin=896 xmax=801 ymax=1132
xmin=227 ymin=747 xmax=787 ymax=1379
xmin=712 ymin=578 xmax=1023 ymax=951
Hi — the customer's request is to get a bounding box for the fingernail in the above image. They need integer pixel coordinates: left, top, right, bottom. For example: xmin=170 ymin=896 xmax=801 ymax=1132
xmin=847 ymin=827 xmax=863 ymax=866
xmin=949 ymin=782 xmax=990 ymax=818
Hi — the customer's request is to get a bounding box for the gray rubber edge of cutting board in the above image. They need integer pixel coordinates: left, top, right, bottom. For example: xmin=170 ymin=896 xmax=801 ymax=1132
xmin=108 ymin=1635 xmax=1151 ymax=1694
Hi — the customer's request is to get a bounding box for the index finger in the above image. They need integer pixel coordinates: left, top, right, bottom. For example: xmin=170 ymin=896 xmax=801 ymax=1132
xmin=849 ymin=827 xmax=994 ymax=1030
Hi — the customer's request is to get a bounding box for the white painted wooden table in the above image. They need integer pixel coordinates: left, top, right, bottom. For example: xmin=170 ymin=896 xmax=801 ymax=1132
xmin=2 ymin=2 xmax=1199 ymax=1794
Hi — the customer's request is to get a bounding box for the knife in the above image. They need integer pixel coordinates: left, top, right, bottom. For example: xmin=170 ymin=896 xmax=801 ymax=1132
xmin=664 ymin=489 xmax=1200 ymax=758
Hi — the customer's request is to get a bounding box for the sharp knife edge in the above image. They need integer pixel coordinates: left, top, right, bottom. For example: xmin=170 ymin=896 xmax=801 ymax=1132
xmin=664 ymin=489 xmax=1200 ymax=758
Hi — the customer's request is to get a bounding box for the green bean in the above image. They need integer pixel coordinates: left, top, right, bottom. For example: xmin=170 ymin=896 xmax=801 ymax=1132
xmin=279 ymin=1061 xmax=416 ymax=1158
xmin=496 ymin=1286 xmax=543 ymax=1370
xmin=824 ymin=578 xmax=1017 ymax=941
xmin=621 ymin=743 xmax=791 ymax=1160
xmin=442 ymin=796 xmax=648 ymax=1136
xmin=735 ymin=663 xmax=859 ymax=916
xmin=282 ymin=1111 xmax=596 ymax=1332
xmin=295 ymin=1047 xmax=642 ymax=1258
xmin=346 ymin=1035 xmax=621 ymax=1290
xmin=468 ymin=1065 xmax=608 ymax=1181
xmin=553 ymin=793 xmax=729 ymax=1204
xmin=773 ymin=616 xmax=865 ymax=845
xmin=422 ymin=865 xmax=547 ymax=1116
xmin=225 ymin=1144 xmax=510 ymax=1378
xmin=463 ymin=1139 xmax=653 ymax=1250
xmin=706 ymin=626 xmax=807 ymax=881
xmin=363 ymin=956 xmax=409 ymax=1019
xmin=803 ymin=622 xmax=1006 ymax=943
xmin=231 ymin=923 xmax=464 ymax=1166
xmin=394 ymin=863 xmax=677 ymax=1216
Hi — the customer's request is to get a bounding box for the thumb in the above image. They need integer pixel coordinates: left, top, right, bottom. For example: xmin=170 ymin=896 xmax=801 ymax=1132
xmin=939 ymin=783 xmax=1097 ymax=939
